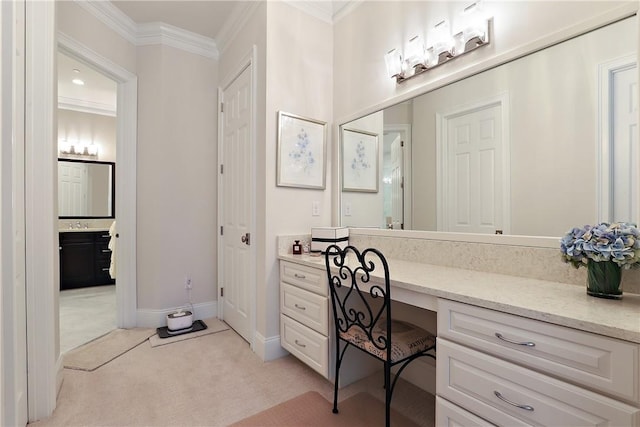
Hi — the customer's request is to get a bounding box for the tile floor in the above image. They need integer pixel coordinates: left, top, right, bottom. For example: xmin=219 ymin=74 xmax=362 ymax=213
xmin=59 ymin=285 xmax=117 ymax=353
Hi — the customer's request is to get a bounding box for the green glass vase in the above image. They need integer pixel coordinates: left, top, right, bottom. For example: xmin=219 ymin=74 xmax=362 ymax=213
xmin=586 ymin=260 xmax=622 ymax=299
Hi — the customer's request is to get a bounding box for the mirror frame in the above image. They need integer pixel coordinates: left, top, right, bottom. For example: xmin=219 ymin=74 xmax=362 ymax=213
xmin=58 ymin=158 xmax=116 ymax=219
xmin=334 ymin=4 xmax=639 ymax=249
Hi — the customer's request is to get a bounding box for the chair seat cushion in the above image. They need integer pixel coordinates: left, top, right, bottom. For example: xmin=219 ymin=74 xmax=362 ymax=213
xmin=339 ymin=319 xmax=436 ymax=363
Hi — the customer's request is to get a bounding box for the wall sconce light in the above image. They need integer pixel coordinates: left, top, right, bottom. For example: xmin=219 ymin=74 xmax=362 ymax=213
xmin=59 ymin=139 xmax=99 ymax=157
xmin=385 ymin=2 xmax=491 ymax=84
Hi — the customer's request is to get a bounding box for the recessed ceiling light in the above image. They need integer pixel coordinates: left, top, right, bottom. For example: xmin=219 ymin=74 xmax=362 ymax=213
xmin=73 ymin=68 xmax=80 ymax=73
xmin=72 ymin=78 xmax=85 ymax=86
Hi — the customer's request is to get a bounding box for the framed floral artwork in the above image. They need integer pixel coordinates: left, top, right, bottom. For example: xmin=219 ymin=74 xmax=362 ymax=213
xmin=276 ymin=111 xmax=327 ymax=189
xmin=341 ymin=128 xmax=379 ymax=192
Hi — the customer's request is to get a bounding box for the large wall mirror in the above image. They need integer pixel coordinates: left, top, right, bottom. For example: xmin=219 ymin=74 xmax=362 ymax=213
xmin=58 ymin=158 xmax=115 ymax=218
xmin=340 ymin=15 xmax=638 ymax=239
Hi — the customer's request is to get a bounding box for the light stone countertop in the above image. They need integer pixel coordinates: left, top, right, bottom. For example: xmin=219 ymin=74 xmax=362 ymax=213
xmin=279 ymin=253 xmax=640 ymax=344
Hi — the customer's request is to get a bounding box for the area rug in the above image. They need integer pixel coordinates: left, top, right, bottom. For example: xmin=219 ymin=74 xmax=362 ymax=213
xmin=230 ymin=390 xmax=420 ymax=427
xmin=64 ymin=328 xmax=156 ymax=372
xmin=148 ymin=317 xmax=230 ymax=347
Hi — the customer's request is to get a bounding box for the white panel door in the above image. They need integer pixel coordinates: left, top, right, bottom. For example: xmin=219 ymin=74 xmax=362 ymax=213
xmin=612 ymin=65 xmax=638 ymax=223
xmin=446 ymin=104 xmax=503 ymax=234
xmin=390 ymin=136 xmax=403 ymax=229
xmin=220 ymin=65 xmax=252 ymax=343
xmin=58 ymin=162 xmax=87 ymax=216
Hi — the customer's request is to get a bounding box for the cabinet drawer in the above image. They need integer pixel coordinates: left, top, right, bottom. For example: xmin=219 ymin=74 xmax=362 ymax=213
xmin=280 ymin=315 xmax=328 ymax=378
xmin=436 ymin=396 xmax=495 ymax=427
xmin=280 ymin=261 xmax=327 ymax=296
xmin=281 ymin=283 xmax=328 ymax=335
xmin=437 ymin=338 xmax=640 ymax=426
xmin=438 ymin=299 xmax=640 ymax=405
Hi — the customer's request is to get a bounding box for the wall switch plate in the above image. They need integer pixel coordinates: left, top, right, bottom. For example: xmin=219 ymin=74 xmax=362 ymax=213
xmin=312 ymin=201 xmax=320 ymax=216
xmin=344 ymin=203 xmax=352 ymax=216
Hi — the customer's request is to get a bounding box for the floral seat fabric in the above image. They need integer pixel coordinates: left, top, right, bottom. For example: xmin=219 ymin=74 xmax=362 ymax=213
xmin=339 ymin=319 xmax=436 ymax=363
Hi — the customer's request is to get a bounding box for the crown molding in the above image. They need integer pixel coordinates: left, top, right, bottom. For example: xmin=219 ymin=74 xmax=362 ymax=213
xmin=283 ymin=1 xmax=334 ymax=24
xmin=74 ymin=0 xmax=137 ymax=45
xmin=215 ymin=1 xmax=263 ymax=56
xmin=58 ymin=96 xmax=117 ymax=117
xmin=333 ymin=0 xmax=362 ymax=24
xmin=137 ymin=22 xmax=219 ymax=60
xmin=75 ymin=0 xmax=219 ymax=59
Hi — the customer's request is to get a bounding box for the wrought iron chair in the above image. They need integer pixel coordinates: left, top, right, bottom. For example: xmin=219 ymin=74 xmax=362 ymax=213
xmin=324 ymin=244 xmax=436 ymax=427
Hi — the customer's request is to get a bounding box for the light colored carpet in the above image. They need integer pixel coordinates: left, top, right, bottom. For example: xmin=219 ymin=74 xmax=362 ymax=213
xmin=148 ymin=317 xmax=229 ymax=347
xmin=33 ymin=329 xmax=435 ymax=426
xmin=230 ymin=390 xmax=420 ymax=427
xmin=63 ymin=327 xmax=156 ymax=371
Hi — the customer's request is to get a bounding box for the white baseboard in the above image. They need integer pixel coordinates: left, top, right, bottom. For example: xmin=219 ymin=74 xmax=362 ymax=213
xmin=136 ymin=301 xmax=217 ymax=328
xmin=253 ymin=331 xmax=289 ymax=362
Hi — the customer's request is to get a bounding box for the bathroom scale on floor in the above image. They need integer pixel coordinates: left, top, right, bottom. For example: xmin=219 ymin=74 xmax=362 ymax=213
xmin=156 ymin=319 xmax=208 ymax=339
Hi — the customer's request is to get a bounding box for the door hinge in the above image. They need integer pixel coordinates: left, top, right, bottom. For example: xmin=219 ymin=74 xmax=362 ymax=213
xmin=400 ymin=177 xmax=404 ymax=189
xmin=401 ymin=140 xmax=404 ymax=147
xmin=220 ymin=226 xmax=223 ymax=235
xmin=220 ymin=164 xmax=223 ymax=174
xmin=220 ymin=103 xmax=224 ymax=113
xmin=401 ymin=223 xmax=405 ymax=230
xmin=220 ymin=287 xmax=224 ymax=297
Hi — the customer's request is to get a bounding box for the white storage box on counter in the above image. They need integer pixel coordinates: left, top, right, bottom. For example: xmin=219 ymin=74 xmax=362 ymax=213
xmin=311 ymin=227 xmax=349 ymax=253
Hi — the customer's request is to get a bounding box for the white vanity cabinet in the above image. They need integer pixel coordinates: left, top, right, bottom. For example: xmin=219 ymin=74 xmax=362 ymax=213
xmin=279 ymin=260 xmax=331 ymax=378
xmin=436 ymin=299 xmax=640 ymax=426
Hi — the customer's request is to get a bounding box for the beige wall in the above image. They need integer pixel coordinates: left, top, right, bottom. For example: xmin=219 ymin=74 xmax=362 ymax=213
xmin=263 ymin=2 xmax=334 ymax=340
xmin=58 ymin=2 xmax=219 ymax=317
xmin=136 ymin=44 xmax=218 ymax=311
xmin=56 ymin=1 xmax=136 ymax=73
xmin=57 ymin=109 xmax=116 ymax=162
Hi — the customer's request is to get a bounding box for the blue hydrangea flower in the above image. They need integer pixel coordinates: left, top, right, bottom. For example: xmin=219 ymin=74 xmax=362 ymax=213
xmin=560 ymin=222 xmax=640 ymax=269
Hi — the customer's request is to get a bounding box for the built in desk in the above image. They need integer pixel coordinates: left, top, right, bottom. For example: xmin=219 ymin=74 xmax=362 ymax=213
xmin=279 ymin=253 xmax=640 ymax=426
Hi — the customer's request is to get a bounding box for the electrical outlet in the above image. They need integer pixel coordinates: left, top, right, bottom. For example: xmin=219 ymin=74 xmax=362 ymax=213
xmin=312 ymin=201 xmax=320 ymax=216
xmin=344 ymin=203 xmax=352 ymax=216
xmin=184 ymin=276 xmax=192 ymax=290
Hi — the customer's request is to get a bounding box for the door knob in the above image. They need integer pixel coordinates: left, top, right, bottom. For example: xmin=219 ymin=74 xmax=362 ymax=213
xmin=241 ymin=233 xmax=250 ymax=245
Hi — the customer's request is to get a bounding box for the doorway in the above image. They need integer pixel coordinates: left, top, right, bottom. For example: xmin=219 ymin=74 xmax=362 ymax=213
xmin=56 ymin=33 xmax=138 ymax=333
xmin=382 ymin=124 xmax=412 ymax=230
xmin=57 ymin=50 xmax=118 ymax=352
xmin=598 ymin=55 xmax=638 ymax=224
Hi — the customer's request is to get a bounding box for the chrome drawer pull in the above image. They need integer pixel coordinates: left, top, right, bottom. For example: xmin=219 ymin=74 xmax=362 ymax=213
xmin=495 ymin=332 xmax=535 ymax=347
xmin=293 ymin=273 xmax=306 ymax=279
xmin=294 ymin=304 xmax=306 ymax=311
xmin=294 ymin=340 xmax=306 ymax=348
xmin=101 ymin=234 xmax=110 ymax=238
xmin=494 ymin=391 xmax=534 ymax=411
xmin=102 ymin=249 xmax=111 ymax=253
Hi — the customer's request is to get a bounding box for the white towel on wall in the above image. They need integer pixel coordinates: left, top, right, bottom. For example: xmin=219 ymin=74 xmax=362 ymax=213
xmin=108 ymin=220 xmax=117 ymax=279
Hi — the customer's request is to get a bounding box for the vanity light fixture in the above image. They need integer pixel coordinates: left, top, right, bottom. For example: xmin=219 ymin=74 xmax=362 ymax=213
xmin=59 ymin=139 xmax=99 ymax=157
xmin=385 ymin=2 xmax=491 ymax=84
xmin=384 ymin=48 xmax=404 ymax=79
